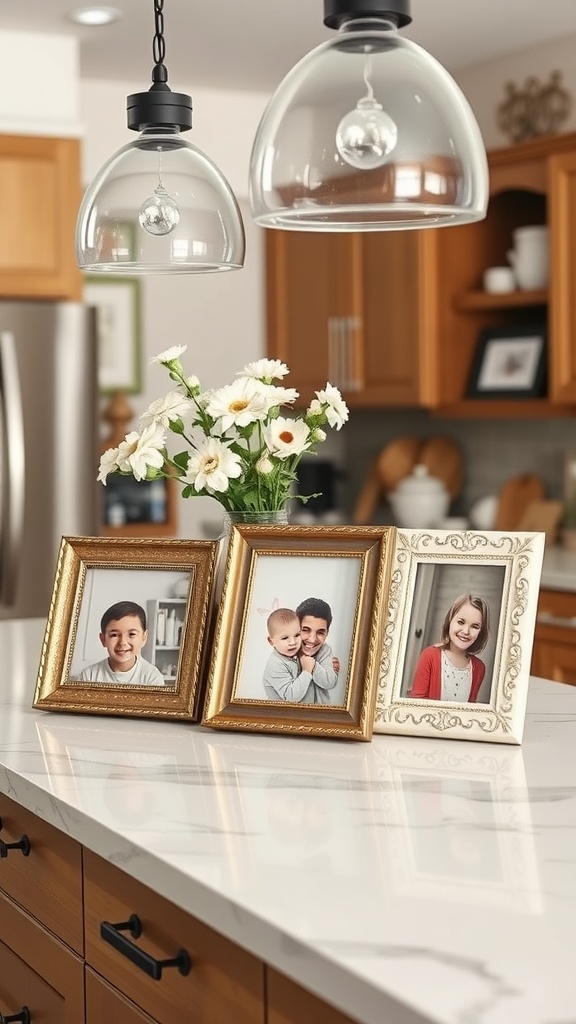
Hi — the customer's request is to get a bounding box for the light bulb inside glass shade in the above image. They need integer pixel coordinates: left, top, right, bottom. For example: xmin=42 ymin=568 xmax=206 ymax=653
xmin=138 ymin=149 xmax=181 ymax=235
xmin=336 ymin=98 xmax=398 ymax=169
xmin=335 ymin=55 xmax=397 ymax=170
xmin=139 ymin=184 xmax=181 ymax=234
xmin=77 ymin=127 xmax=245 ymax=273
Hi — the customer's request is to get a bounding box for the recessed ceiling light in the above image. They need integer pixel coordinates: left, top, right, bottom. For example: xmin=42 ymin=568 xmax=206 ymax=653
xmin=67 ymin=6 xmax=122 ymax=27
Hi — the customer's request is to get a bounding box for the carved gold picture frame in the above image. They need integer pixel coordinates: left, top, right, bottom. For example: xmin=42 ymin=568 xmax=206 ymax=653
xmin=33 ymin=536 xmax=217 ymax=720
xmin=375 ymin=529 xmax=545 ymax=744
xmin=202 ymin=524 xmax=392 ymax=741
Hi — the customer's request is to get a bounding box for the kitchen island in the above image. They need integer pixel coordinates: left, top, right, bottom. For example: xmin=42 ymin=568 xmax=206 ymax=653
xmin=1 ymin=617 xmax=576 ymax=1024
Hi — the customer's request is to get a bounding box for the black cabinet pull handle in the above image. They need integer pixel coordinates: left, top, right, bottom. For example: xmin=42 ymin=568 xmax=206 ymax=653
xmin=0 ymin=835 xmax=30 ymax=858
xmin=100 ymin=914 xmax=191 ymax=980
xmin=0 ymin=1007 xmax=31 ymax=1024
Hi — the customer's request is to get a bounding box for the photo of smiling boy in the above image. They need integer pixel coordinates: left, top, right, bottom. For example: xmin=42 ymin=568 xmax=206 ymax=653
xmin=294 ymin=597 xmax=339 ymax=704
xmin=77 ymin=600 xmax=165 ymax=686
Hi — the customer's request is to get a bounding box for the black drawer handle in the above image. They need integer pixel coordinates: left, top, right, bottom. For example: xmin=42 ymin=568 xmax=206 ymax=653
xmin=0 ymin=1008 xmax=31 ymax=1024
xmin=0 ymin=835 xmax=30 ymax=858
xmin=100 ymin=914 xmax=191 ymax=980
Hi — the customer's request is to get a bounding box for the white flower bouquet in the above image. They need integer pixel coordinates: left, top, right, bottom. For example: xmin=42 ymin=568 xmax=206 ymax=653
xmin=98 ymin=347 xmax=349 ymax=514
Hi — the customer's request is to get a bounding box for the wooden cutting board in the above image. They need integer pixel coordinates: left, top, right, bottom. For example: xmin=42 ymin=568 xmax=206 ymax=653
xmin=377 ymin=436 xmax=422 ymax=494
xmin=419 ymin=436 xmax=464 ymax=500
xmin=493 ymin=474 xmax=545 ymax=531
xmin=352 ymin=460 xmax=381 ymax=524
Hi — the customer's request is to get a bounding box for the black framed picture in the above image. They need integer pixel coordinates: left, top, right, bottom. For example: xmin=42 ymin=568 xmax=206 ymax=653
xmin=467 ymin=324 xmax=547 ymax=399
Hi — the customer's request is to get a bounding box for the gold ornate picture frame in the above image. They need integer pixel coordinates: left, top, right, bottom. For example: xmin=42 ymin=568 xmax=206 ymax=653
xmin=375 ymin=529 xmax=545 ymax=744
xmin=202 ymin=524 xmax=392 ymax=741
xmin=33 ymin=536 xmax=217 ymax=720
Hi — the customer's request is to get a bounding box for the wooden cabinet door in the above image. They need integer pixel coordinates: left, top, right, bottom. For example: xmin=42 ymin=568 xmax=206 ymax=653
xmin=549 ymin=149 xmax=576 ymax=403
xmin=84 ymin=849 xmax=264 ymax=1024
xmin=0 ymin=793 xmax=83 ymax=953
xmin=0 ymin=890 xmax=84 ymax=1024
xmin=265 ymin=230 xmax=359 ymax=403
xmin=533 ymin=640 xmax=576 ymax=685
xmin=0 ymin=135 xmax=82 ymax=299
xmin=532 ymin=588 xmax=576 ymax=683
xmin=359 ymin=230 xmax=429 ymax=406
xmin=86 ymin=968 xmax=157 ymax=1024
xmin=267 ymin=969 xmax=359 ymax=1024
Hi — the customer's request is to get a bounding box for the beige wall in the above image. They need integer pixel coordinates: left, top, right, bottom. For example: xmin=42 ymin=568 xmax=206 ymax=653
xmin=455 ymin=31 xmax=576 ymax=149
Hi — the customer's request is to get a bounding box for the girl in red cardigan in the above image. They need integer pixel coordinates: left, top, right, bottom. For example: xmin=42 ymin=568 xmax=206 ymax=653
xmin=409 ymin=594 xmax=490 ymax=703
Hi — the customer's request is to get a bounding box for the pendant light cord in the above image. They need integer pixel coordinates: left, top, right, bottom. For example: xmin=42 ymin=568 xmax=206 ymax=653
xmin=152 ymin=0 xmax=166 ymax=69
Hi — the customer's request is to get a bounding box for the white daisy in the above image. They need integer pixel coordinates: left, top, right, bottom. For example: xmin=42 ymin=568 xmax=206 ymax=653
xmin=263 ymin=417 xmax=311 ymax=460
xmin=184 ymin=438 xmax=242 ymax=493
xmin=150 ymin=345 xmax=187 ymax=366
xmin=262 ymin=384 xmax=300 ymax=410
xmin=314 ymin=384 xmax=349 ymax=430
xmin=97 ymin=446 xmax=120 ymax=484
xmin=140 ymin=391 xmax=195 ymax=429
xmin=206 ymin=377 xmax=269 ymax=431
xmin=238 ymin=359 xmax=289 ymax=381
xmin=116 ymin=423 xmax=167 ymax=481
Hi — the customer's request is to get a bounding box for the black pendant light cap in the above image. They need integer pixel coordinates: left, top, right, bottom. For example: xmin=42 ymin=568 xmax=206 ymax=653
xmin=323 ymin=0 xmax=411 ymax=29
xmin=127 ymin=66 xmax=193 ymax=132
xmin=127 ymin=88 xmax=193 ymax=132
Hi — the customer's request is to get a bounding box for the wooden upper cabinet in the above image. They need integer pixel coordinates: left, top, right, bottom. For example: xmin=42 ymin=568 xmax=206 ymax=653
xmin=359 ymin=229 xmax=431 ymax=407
xmin=549 ymin=149 xmax=576 ymax=402
xmin=265 ymin=227 xmax=426 ymax=407
xmin=265 ymin=229 xmax=357 ymax=403
xmin=266 ymin=131 xmax=576 ymax=414
xmin=0 ymin=135 xmax=82 ymax=300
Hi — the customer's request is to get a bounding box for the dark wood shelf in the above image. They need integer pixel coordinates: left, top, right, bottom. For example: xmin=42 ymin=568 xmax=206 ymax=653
xmin=433 ymin=398 xmax=575 ymax=419
xmin=454 ymin=288 xmax=548 ymax=312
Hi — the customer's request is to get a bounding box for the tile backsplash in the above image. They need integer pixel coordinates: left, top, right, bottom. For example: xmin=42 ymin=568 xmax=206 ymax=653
xmin=339 ymin=409 xmax=576 ymax=523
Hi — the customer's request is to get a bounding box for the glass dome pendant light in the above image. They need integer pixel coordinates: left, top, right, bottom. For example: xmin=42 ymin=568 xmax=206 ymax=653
xmin=249 ymin=0 xmax=489 ymax=231
xmin=76 ymin=0 xmax=245 ymax=273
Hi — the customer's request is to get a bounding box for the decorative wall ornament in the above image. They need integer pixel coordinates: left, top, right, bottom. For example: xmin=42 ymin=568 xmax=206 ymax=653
xmin=497 ymin=71 xmax=572 ymax=144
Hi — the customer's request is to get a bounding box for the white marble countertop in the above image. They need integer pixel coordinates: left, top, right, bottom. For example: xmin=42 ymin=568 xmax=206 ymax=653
xmin=2 ymin=618 xmax=576 ymax=1024
xmin=540 ymin=545 xmax=576 ymax=590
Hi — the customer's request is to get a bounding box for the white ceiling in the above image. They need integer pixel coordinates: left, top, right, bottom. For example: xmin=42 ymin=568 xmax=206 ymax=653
xmin=3 ymin=0 xmax=576 ymax=94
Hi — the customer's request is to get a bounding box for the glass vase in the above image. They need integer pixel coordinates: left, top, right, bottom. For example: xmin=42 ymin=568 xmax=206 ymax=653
xmin=220 ymin=507 xmax=290 ymax=535
xmin=214 ymin=507 xmax=290 ymax=605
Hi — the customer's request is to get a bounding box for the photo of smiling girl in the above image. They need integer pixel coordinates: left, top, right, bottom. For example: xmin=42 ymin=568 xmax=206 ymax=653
xmin=408 ymin=594 xmax=490 ymax=703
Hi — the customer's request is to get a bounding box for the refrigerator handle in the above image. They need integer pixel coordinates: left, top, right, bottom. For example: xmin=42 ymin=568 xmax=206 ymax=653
xmin=0 ymin=332 xmax=25 ymax=607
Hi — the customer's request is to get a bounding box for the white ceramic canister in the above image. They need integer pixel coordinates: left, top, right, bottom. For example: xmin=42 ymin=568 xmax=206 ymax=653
xmin=388 ymin=465 xmax=450 ymax=528
xmin=507 ymin=224 xmax=549 ymax=290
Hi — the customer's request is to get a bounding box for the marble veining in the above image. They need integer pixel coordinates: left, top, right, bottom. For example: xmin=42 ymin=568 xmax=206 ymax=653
xmin=0 ymin=619 xmax=576 ymax=1023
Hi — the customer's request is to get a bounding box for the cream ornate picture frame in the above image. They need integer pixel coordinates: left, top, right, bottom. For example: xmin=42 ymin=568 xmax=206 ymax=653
xmin=375 ymin=529 xmax=545 ymax=744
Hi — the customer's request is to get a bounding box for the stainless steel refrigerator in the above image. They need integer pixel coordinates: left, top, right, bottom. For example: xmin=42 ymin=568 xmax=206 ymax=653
xmin=0 ymin=301 xmax=99 ymax=619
